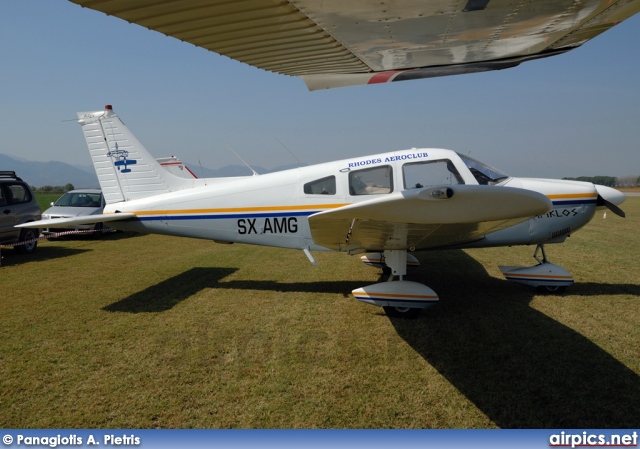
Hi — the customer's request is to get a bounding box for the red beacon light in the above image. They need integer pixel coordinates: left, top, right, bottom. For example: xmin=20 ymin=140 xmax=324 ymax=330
xmin=105 ymin=105 xmax=113 ymax=110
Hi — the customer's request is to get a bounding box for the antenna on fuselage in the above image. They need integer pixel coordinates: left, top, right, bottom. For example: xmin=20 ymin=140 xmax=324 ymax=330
xmin=275 ymin=137 xmax=301 ymax=169
xmin=226 ymin=144 xmax=259 ymax=176
xmin=197 ymin=157 xmax=207 ymax=186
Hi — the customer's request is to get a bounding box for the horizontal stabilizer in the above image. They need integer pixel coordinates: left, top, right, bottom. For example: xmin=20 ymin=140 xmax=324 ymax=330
xmin=16 ymin=213 xmax=136 ymax=229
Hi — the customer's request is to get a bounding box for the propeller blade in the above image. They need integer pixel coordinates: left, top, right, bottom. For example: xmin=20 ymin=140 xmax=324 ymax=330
xmin=597 ymin=194 xmax=626 ymax=218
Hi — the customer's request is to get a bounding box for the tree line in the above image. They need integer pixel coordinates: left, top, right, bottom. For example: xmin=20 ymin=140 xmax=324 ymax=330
xmin=31 ymin=184 xmax=75 ymax=193
xmin=562 ymin=176 xmax=639 ymax=187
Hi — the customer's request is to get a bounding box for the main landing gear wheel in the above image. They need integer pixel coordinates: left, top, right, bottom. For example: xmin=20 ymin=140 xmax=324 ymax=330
xmin=353 ymin=251 xmax=438 ymax=319
xmin=536 ymin=285 xmax=567 ymax=294
xmin=383 ymin=306 xmax=421 ymax=319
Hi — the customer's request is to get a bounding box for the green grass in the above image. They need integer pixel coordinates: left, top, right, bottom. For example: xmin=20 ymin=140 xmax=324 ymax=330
xmin=34 ymin=193 xmax=61 ymax=212
xmin=1 ymin=198 xmax=639 ymax=428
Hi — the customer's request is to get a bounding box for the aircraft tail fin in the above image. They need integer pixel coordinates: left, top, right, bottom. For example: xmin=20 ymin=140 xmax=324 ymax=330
xmin=77 ymin=105 xmax=196 ymax=204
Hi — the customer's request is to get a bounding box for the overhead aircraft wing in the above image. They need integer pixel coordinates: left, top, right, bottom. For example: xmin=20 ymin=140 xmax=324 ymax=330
xmin=308 ymin=185 xmax=551 ymax=251
xmin=16 ymin=213 xmax=137 ymax=229
xmin=68 ymin=0 xmax=640 ymax=90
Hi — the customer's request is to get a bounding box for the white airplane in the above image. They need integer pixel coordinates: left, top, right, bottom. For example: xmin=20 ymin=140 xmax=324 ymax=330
xmin=19 ymin=106 xmax=626 ymax=318
xmin=67 ymin=0 xmax=640 ymax=89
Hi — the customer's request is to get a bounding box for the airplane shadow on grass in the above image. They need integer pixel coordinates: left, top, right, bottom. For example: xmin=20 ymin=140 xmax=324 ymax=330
xmin=390 ymin=250 xmax=640 ymax=428
xmin=103 ymin=266 xmax=362 ymax=313
xmin=103 ymin=252 xmax=640 ymax=428
xmin=103 ymin=267 xmax=238 ymax=313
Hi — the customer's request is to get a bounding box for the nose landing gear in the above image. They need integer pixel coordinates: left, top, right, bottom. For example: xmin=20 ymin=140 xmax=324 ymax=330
xmin=499 ymin=244 xmax=573 ymax=293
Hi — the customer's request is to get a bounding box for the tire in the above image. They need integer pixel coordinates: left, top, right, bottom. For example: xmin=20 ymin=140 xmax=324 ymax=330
xmin=383 ymin=306 xmax=421 ymax=319
xmin=15 ymin=228 xmax=38 ymax=254
xmin=536 ymin=285 xmax=568 ymax=294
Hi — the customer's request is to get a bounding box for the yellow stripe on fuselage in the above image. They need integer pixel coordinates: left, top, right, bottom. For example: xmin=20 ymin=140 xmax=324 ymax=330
xmin=546 ymin=193 xmax=597 ymax=200
xmin=131 ymin=203 xmax=350 ymax=216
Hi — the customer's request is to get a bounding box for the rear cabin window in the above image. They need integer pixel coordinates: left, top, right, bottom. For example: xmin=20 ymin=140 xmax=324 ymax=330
xmin=303 ymin=176 xmax=336 ymax=195
xmin=349 ymin=166 xmax=393 ymax=195
xmin=402 ymin=160 xmax=464 ymax=189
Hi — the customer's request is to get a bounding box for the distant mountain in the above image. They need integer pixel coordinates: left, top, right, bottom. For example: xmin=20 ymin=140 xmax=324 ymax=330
xmin=0 ymin=153 xmax=303 ymax=188
xmin=0 ymin=153 xmax=99 ymax=188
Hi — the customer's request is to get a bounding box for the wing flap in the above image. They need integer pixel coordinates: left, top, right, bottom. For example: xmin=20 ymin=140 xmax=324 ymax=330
xmin=308 ymin=185 xmax=551 ymax=251
xmin=16 ymin=213 xmax=137 ymax=229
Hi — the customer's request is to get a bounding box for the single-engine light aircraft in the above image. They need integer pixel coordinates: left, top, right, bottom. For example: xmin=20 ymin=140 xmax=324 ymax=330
xmin=19 ymin=106 xmax=626 ymax=318
xmin=68 ymin=0 xmax=640 ymax=89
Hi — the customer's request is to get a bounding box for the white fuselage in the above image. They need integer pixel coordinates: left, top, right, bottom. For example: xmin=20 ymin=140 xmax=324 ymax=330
xmin=103 ymin=148 xmax=614 ymax=252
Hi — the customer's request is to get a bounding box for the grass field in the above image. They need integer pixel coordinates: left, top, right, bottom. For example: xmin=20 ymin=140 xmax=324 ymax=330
xmin=1 ymin=198 xmax=639 ymax=428
xmin=34 ymin=193 xmax=61 ymax=212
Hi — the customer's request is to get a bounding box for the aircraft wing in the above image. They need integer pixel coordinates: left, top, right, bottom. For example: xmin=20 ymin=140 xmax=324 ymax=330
xmin=68 ymin=0 xmax=640 ymax=90
xmin=308 ymin=185 xmax=551 ymax=251
xmin=16 ymin=213 xmax=137 ymax=229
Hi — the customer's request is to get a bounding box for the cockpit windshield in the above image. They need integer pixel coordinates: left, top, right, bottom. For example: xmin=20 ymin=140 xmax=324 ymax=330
xmin=457 ymin=153 xmax=510 ymax=185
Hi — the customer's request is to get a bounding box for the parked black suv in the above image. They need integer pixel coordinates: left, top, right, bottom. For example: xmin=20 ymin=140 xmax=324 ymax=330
xmin=0 ymin=171 xmax=41 ymax=253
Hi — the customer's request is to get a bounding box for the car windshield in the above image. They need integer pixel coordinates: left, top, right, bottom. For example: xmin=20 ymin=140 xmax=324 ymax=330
xmin=457 ymin=153 xmax=510 ymax=185
xmin=54 ymin=192 xmax=101 ymax=207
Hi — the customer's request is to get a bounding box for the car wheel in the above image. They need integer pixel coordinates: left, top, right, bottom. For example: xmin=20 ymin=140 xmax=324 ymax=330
xmin=15 ymin=228 xmax=38 ymax=254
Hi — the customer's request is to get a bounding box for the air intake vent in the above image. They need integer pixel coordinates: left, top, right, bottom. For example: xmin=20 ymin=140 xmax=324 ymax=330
xmin=551 ymin=227 xmax=571 ymax=239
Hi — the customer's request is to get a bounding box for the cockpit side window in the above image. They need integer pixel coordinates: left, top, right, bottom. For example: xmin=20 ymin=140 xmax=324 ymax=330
xmin=349 ymin=166 xmax=393 ymax=195
xmin=303 ymin=176 xmax=336 ymax=195
xmin=402 ymin=160 xmax=464 ymax=189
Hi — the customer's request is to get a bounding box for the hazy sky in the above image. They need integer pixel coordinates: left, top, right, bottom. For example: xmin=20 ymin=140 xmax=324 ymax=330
xmin=1 ymin=1 xmax=639 ymax=179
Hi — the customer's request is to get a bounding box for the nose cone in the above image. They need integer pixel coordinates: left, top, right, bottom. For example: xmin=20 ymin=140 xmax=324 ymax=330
xmin=595 ymin=185 xmax=626 ymax=207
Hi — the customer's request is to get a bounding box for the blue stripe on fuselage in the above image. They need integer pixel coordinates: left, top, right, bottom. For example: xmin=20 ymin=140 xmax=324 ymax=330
xmin=137 ymin=211 xmax=318 ymax=221
xmin=551 ymin=199 xmax=597 ymax=206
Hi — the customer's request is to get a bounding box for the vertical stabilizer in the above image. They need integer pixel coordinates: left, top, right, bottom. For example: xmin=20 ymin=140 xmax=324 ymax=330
xmin=77 ymin=105 xmax=195 ymax=204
